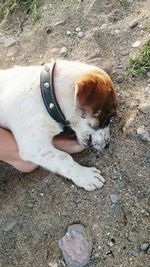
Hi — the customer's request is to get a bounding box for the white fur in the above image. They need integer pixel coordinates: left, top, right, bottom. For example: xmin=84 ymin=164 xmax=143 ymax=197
xmin=0 ymin=60 xmax=109 ymax=191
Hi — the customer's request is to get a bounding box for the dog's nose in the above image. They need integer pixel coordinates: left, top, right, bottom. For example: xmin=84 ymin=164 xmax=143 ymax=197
xmin=104 ymin=142 xmax=110 ymax=149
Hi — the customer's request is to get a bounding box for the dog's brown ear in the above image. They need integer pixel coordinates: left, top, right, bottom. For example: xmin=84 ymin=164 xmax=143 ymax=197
xmin=75 ymin=73 xmax=110 ymax=117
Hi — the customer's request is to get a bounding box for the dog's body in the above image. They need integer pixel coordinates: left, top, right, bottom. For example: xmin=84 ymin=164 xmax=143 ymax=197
xmin=0 ymin=60 xmax=117 ymax=191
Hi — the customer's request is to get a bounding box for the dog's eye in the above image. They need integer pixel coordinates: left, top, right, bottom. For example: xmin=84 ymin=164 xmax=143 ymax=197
xmin=93 ymin=110 xmax=101 ymax=117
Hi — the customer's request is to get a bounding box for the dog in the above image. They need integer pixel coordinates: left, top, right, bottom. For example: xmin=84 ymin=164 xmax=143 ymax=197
xmin=0 ymin=59 xmax=117 ymax=191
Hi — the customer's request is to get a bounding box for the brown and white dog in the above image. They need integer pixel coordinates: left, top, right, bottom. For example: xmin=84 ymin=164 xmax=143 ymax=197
xmin=0 ymin=60 xmax=117 ymax=191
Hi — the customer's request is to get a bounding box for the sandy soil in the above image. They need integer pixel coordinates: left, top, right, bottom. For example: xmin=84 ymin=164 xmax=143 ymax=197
xmin=0 ymin=0 xmax=150 ymax=266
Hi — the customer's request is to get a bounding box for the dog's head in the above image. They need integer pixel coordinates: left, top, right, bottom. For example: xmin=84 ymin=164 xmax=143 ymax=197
xmin=71 ymin=70 xmax=117 ymax=151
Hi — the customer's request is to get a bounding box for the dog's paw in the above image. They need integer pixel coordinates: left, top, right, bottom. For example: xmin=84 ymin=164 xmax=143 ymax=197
xmin=74 ymin=166 xmax=105 ymax=191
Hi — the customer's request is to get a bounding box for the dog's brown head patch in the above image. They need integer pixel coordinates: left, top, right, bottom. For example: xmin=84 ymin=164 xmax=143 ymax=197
xmin=75 ymin=71 xmax=117 ymax=128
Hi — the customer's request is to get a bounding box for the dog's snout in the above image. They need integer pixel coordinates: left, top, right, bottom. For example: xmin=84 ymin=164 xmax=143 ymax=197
xmin=104 ymin=142 xmax=110 ymax=149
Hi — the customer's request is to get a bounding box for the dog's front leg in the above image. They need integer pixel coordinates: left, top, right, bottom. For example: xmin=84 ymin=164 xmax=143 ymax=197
xmin=19 ymin=133 xmax=105 ymax=191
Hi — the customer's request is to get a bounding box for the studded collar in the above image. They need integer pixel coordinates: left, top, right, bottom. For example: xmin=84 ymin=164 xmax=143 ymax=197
xmin=40 ymin=60 xmax=70 ymax=126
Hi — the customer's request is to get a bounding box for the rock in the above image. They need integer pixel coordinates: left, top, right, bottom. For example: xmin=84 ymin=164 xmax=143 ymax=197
xmin=147 ymin=79 xmax=150 ymax=84
xmin=46 ymin=26 xmax=52 ymax=34
xmin=78 ymin=32 xmax=84 ymax=38
xmin=2 ymin=219 xmax=17 ymax=232
xmin=60 ymin=47 xmax=68 ymax=56
xmin=141 ymin=242 xmax=149 ymax=251
xmin=66 ymin=30 xmax=71 ymax=36
xmin=48 ymin=262 xmax=58 ymax=267
xmin=132 ymin=40 xmax=141 ymax=48
xmin=120 ymin=49 xmax=129 ymax=56
xmin=129 ymin=21 xmax=139 ymax=29
xmin=144 ymin=87 xmax=150 ymax=96
xmin=117 ymin=64 xmax=124 ymax=69
xmin=123 ymin=117 xmax=134 ymax=135
xmin=0 ymin=34 xmax=6 ymax=44
xmin=110 ymin=194 xmax=118 ymax=204
xmin=111 ymin=174 xmax=120 ymax=180
xmin=4 ymin=37 xmax=16 ymax=48
xmin=53 ymin=20 xmax=66 ymax=27
xmin=76 ymin=27 xmax=81 ymax=32
xmin=100 ymin=23 xmax=108 ymax=30
xmin=137 ymin=127 xmax=150 ymax=142
xmin=58 ymin=224 xmax=92 ymax=267
xmin=115 ymin=75 xmax=125 ymax=84
xmin=147 ymin=71 xmax=150 ymax=78
xmin=61 ymin=207 xmax=69 ymax=217
xmin=139 ymin=103 xmax=150 ymax=114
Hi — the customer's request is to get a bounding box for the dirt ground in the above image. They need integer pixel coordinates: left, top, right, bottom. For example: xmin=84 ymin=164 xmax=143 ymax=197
xmin=0 ymin=0 xmax=150 ymax=266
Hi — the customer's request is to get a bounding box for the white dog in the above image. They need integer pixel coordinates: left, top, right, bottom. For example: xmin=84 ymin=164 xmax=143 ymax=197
xmin=0 ymin=60 xmax=117 ymax=191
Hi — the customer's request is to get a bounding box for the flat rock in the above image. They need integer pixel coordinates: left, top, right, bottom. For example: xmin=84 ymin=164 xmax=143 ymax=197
xmin=2 ymin=219 xmax=17 ymax=232
xmin=60 ymin=47 xmax=68 ymax=56
xmin=139 ymin=103 xmax=150 ymax=114
xmin=5 ymin=37 xmax=16 ymax=48
xmin=58 ymin=224 xmax=92 ymax=267
xmin=137 ymin=127 xmax=150 ymax=141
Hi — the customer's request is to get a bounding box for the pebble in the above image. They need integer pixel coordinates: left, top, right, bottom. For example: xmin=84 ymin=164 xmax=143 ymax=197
xmin=61 ymin=208 xmax=69 ymax=217
xmin=147 ymin=71 xmax=150 ymax=78
xmin=115 ymin=75 xmax=125 ymax=84
xmin=48 ymin=262 xmax=58 ymax=267
xmin=66 ymin=30 xmax=71 ymax=36
xmin=132 ymin=40 xmax=141 ymax=48
xmin=2 ymin=219 xmax=17 ymax=232
xmin=141 ymin=242 xmax=149 ymax=251
xmin=129 ymin=21 xmax=139 ymax=29
xmin=110 ymin=194 xmax=118 ymax=204
xmin=0 ymin=34 xmax=6 ymax=44
xmin=4 ymin=37 xmax=16 ymax=48
xmin=76 ymin=27 xmax=81 ymax=32
xmin=117 ymin=64 xmax=124 ymax=69
xmin=139 ymin=103 xmax=150 ymax=114
xmin=58 ymin=224 xmax=92 ymax=267
xmin=46 ymin=26 xmax=52 ymax=34
xmin=78 ymin=31 xmax=84 ymax=38
xmin=123 ymin=117 xmax=134 ymax=135
xmin=137 ymin=127 xmax=150 ymax=142
xmin=100 ymin=23 xmax=108 ymax=30
xmin=60 ymin=47 xmax=68 ymax=56
xmin=111 ymin=174 xmax=120 ymax=180
xmin=53 ymin=20 xmax=66 ymax=27
xmin=144 ymin=87 xmax=150 ymax=96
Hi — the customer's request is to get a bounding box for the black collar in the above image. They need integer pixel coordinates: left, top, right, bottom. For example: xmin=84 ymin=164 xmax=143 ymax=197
xmin=40 ymin=60 xmax=69 ymax=126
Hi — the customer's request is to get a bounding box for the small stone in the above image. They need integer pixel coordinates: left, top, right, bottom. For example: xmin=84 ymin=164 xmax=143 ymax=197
xmin=132 ymin=40 xmax=141 ymax=48
xmin=0 ymin=34 xmax=6 ymax=44
xmin=111 ymin=174 xmax=120 ymax=180
xmin=58 ymin=224 xmax=92 ymax=267
xmin=117 ymin=64 xmax=124 ymax=69
xmin=66 ymin=30 xmax=71 ymax=36
xmin=131 ymin=249 xmax=140 ymax=257
xmin=141 ymin=242 xmax=149 ymax=250
xmin=115 ymin=75 xmax=125 ymax=84
xmin=76 ymin=27 xmax=81 ymax=32
xmin=137 ymin=127 xmax=150 ymax=141
xmin=139 ymin=103 xmax=150 ymax=114
xmin=129 ymin=21 xmax=139 ymax=29
xmin=61 ymin=208 xmax=69 ymax=217
xmin=54 ymin=20 xmax=66 ymax=27
xmin=5 ymin=37 xmax=16 ymax=48
xmin=48 ymin=262 xmax=58 ymax=267
xmin=100 ymin=23 xmax=108 ymax=30
xmin=144 ymin=87 xmax=150 ymax=96
xmin=147 ymin=79 xmax=150 ymax=84
xmin=78 ymin=31 xmax=84 ymax=38
xmin=46 ymin=26 xmax=52 ymax=34
xmin=147 ymin=71 xmax=150 ymax=78
xmin=60 ymin=47 xmax=68 ymax=56
xmin=123 ymin=117 xmax=134 ymax=135
xmin=2 ymin=219 xmax=17 ymax=232
xmin=110 ymin=194 xmax=118 ymax=204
